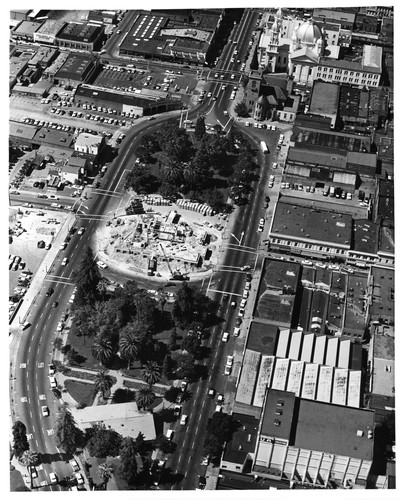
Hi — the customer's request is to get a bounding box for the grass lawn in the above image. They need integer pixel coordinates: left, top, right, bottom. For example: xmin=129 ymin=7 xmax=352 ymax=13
xmin=64 ymin=379 xmax=95 ymax=407
xmin=10 ymin=467 xmax=30 ymax=492
xmin=66 ymin=324 xmax=104 ymax=370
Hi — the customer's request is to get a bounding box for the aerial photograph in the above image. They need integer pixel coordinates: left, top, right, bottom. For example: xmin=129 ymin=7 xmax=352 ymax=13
xmin=8 ymin=3 xmax=396 ymax=494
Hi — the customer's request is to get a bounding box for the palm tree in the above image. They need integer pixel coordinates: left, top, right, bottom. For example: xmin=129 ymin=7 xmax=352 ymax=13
xmin=135 ymin=386 xmax=156 ymax=410
xmin=94 ymin=370 xmax=115 ymax=400
xmin=98 ymin=462 xmax=114 ymax=487
xmin=183 ymin=161 xmax=201 ymax=187
xmin=91 ymin=335 xmax=114 ymax=365
xmin=119 ymin=333 xmax=141 ymax=369
xmin=20 ymin=450 xmax=39 ymax=468
xmin=96 ymin=278 xmax=109 ymax=299
xmin=163 ymin=159 xmax=183 ymax=184
xmin=141 ymin=361 xmax=161 ymax=387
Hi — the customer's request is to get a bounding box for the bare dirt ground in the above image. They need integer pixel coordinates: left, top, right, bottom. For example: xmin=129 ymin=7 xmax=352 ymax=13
xmin=95 ymin=200 xmax=229 ymax=280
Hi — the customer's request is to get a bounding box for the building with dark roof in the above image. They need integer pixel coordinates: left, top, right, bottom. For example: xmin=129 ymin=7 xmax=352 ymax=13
xmin=54 ymin=53 xmax=98 ymax=87
xmin=74 ymin=84 xmax=181 ymax=117
xmin=369 ymin=267 xmax=394 ymax=327
xmin=28 ymin=45 xmax=58 ymax=69
xmin=347 ymin=219 xmax=379 ymax=266
xmin=118 ymin=9 xmax=222 ymax=65
xmin=312 ymin=8 xmax=356 ymax=30
xmin=308 ymin=81 xmax=340 ymax=128
xmin=253 ymin=258 xmax=300 ymax=327
xmin=56 ymin=22 xmax=104 ymax=51
xmin=9 ymin=121 xmax=38 ymax=148
xmin=269 ymin=198 xmax=352 ymax=260
xmin=254 ymin=388 xmax=375 ymax=487
xmin=220 ymin=413 xmax=260 ymax=473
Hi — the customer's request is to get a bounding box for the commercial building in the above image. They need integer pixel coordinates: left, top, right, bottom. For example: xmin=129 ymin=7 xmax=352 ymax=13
xmin=74 ymin=84 xmax=181 ymax=117
xmin=54 ymin=52 xmax=98 ymax=87
xmin=307 ymin=81 xmax=339 ymax=128
xmin=11 ymin=20 xmax=44 ymax=42
xmin=74 ymin=133 xmax=105 ymax=156
xmin=56 ymin=22 xmax=104 ymax=51
xmin=269 ymin=199 xmax=352 ymax=260
xmin=118 ymin=10 xmax=222 ymax=65
xmin=33 ymin=19 xmax=66 ymax=45
xmin=253 ymin=389 xmax=374 ymax=487
xmin=28 ymin=45 xmax=58 ymax=69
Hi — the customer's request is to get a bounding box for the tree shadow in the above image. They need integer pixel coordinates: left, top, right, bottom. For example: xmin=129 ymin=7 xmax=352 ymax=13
xmin=159 ymin=467 xmax=185 ymax=486
xmin=112 ymin=388 xmax=136 ymax=404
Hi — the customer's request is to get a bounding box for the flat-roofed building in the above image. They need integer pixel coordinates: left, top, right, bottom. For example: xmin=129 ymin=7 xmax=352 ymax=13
xmin=254 ymin=388 xmax=374 ymax=487
xmin=119 ymin=9 xmax=222 ymax=65
xmin=75 ymin=132 xmax=104 ymax=156
xmin=308 ymin=81 xmax=340 ymax=128
xmin=74 ymin=84 xmax=181 ymax=117
xmin=347 ymin=219 xmax=379 ymax=267
xmin=338 ymin=339 xmax=351 ymax=368
xmin=221 ymin=413 xmax=260 ymax=474
xmin=288 ymin=330 xmax=302 ymax=360
xmin=235 ymin=350 xmax=261 ymax=406
xmin=56 ymin=22 xmax=104 ymax=51
xmin=269 ymin=199 xmax=352 ymax=260
xmin=11 ymin=20 xmax=44 ymax=42
xmin=33 ymin=19 xmax=66 ymax=45
xmin=347 ymin=370 xmax=362 ymax=408
xmin=275 ymin=328 xmax=290 ymax=358
xmin=369 ymin=267 xmax=394 ymax=327
xmin=54 ymin=53 xmax=98 ymax=87
xmin=75 ymin=401 xmax=156 ymax=441
xmin=43 ymin=51 xmax=70 ymax=81
xmin=9 ymin=121 xmax=38 ymax=149
xmin=28 ymin=45 xmax=58 ymax=69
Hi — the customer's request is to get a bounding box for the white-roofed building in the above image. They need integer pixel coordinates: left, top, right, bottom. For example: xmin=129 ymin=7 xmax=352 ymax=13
xmin=74 ymin=132 xmax=104 ymax=156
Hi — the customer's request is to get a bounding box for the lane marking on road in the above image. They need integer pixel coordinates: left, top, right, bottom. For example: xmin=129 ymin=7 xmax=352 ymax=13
xmin=198 ymin=414 xmax=202 ymax=422
xmin=40 ymin=312 xmax=44 ymax=318
xmin=194 ymin=428 xmax=198 ymax=436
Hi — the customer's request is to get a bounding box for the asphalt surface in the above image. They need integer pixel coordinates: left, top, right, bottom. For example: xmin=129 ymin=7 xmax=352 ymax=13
xmin=9 ymin=8 xmax=282 ymax=491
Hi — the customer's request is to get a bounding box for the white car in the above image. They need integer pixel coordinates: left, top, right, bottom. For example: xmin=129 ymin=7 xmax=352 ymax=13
xmin=226 ymin=355 xmax=234 ymax=367
xmin=240 ymin=298 xmax=247 ymax=309
xmin=49 ymin=377 xmax=57 ymax=388
xmin=328 ymin=264 xmax=340 ymax=270
xmin=42 ymin=405 xmax=49 ymax=417
xmin=224 ymin=365 xmax=232 ymax=376
xmin=78 ymin=227 xmax=85 ymax=235
xmin=49 ymin=472 xmax=58 ymax=484
xmin=70 ymin=459 xmax=80 ymax=471
xmin=238 ymin=308 xmax=244 ymax=318
xmin=56 ymin=322 xmax=64 ymax=332
xmin=180 ymin=415 xmax=188 ymax=426
xmin=258 ymin=224 xmax=264 ymax=232
xmin=302 ymin=260 xmax=313 ymax=266
xmin=272 ymin=162 xmax=278 ymax=169
xmin=233 ymin=327 xmax=240 ymax=337
xmin=242 ymin=290 xmax=249 ymax=299
xmin=222 ymin=331 xmax=229 ymax=342
xmin=215 ymin=404 xmax=222 ymax=413
xmin=315 ymin=262 xmax=327 ymax=269
xmin=75 ymin=472 xmax=84 ymax=484
xmin=48 ymin=364 xmax=56 ymax=375
xmin=97 ymin=261 xmax=108 ymax=269
xmin=166 ymin=429 xmax=174 ymax=440
xmin=61 ymin=258 xmax=68 ymax=266
xmin=244 ymin=282 xmax=251 ymax=290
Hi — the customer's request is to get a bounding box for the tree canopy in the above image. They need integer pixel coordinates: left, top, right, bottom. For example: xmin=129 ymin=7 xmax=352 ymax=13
xmin=72 ymin=247 xmax=101 ymax=306
xmin=12 ymin=420 xmax=29 ymax=459
xmin=55 ymin=405 xmax=82 ymax=455
xmin=85 ymin=423 xmax=123 ymax=458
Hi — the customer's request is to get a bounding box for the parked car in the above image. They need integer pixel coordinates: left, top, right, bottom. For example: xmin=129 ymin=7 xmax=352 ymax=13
xmin=208 ymin=388 xmax=216 ymax=399
xmin=49 ymin=472 xmax=58 ymax=484
xmin=180 ymin=415 xmax=188 ymax=426
xmin=222 ymin=331 xmax=229 ymax=342
xmin=42 ymin=405 xmax=49 ymax=416
xmin=70 ymin=459 xmax=80 ymax=472
xmin=233 ymin=327 xmax=240 ymax=337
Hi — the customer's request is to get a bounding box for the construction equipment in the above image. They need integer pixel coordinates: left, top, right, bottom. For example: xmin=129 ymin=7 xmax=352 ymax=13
xmin=159 ymin=243 xmax=188 ymax=281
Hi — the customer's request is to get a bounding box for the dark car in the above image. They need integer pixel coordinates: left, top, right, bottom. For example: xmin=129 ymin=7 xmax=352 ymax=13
xmin=264 ymin=196 xmax=270 ymax=202
xmin=46 ymin=288 xmax=54 ymax=297
xmin=223 ymin=293 xmax=229 ymax=301
xmin=235 ymin=317 xmax=242 ymax=326
xmin=52 ymin=388 xmax=62 ymax=399
xmin=52 ymin=301 xmax=58 ymax=308
xmin=246 ymin=273 xmax=252 ymax=282
xmin=199 ymin=476 xmax=207 ymax=490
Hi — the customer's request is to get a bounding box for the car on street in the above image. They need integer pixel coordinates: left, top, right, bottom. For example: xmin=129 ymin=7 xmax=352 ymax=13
xmin=224 ymin=364 xmax=232 ymax=374
xmin=75 ymin=472 xmax=84 ymax=484
xmin=222 ymin=331 xmax=229 ymax=342
xmin=233 ymin=327 xmax=240 ymax=337
xmin=42 ymin=405 xmax=49 ymax=417
xmin=242 ymin=290 xmax=249 ymax=299
xmin=226 ymin=355 xmax=233 ymax=367
xmin=78 ymin=227 xmax=85 ymax=235
xmin=174 ymin=405 xmax=181 ymax=417
xmin=61 ymin=258 xmax=68 ymax=266
xmin=208 ymin=388 xmax=215 ymax=399
xmin=215 ymin=404 xmax=222 ymax=412
xmin=245 ymin=282 xmax=251 ymax=290
xmin=166 ymin=429 xmax=174 ymax=440
xmin=56 ymin=322 xmax=63 ymax=332
xmin=52 ymin=301 xmax=58 ymax=308
xmin=70 ymin=459 xmax=80 ymax=472
xmin=49 ymin=377 xmax=57 ymax=388
xmin=272 ymin=162 xmax=278 ymax=169
xmin=52 ymin=388 xmax=62 ymax=398
xmin=49 ymin=472 xmax=58 ymax=484
xmin=315 ymin=262 xmax=327 ymax=269
xmin=30 ymin=466 xmax=38 ymax=478
xmin=97 ymin=261 xmax=108 ymax=269
xmin=240 ymin=298 xmax=247 ymax=309
xmin=240 ymin=265 xmax=251 ymax=271
xmin=46 ymin=287 xmax=54 ymax=297
xmin=199 ymin=476 xmax=207 ymax=490
xmin=238 ymin=308 xmax=244 ymax=318
xmin=180 ymin=415 xmax=188 ymax=425
xmin=302 ymin=260 xmax=313 ymax=266
xmin=48 ymin=364 xmax=56 ymax=375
